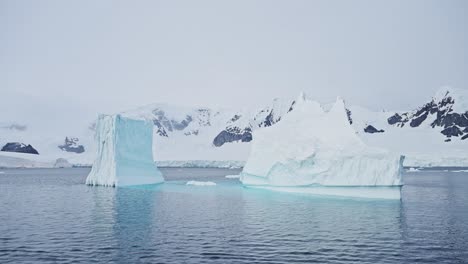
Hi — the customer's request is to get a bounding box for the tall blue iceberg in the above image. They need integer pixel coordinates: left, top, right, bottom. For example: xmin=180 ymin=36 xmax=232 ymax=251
xmin=86 ymin=114 xmax=164 ymax=187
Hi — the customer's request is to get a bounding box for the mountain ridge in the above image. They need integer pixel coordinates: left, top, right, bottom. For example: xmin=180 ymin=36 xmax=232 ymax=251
xmin=1 ymin=88 xmax=467 ymax=167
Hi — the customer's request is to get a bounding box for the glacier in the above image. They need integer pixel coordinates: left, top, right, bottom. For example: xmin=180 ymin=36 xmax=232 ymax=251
xmin=240 ymin=95 xmax=405 ymax=199
xmin=155 ymin=160 xmax=245 ymax=169
xmin=85 ymin=114 xmax=164 ymax=187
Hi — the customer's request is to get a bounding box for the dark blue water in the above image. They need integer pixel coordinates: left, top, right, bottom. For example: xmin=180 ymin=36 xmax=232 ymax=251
xmin=1 ymin=168 xmax=467 ymax=263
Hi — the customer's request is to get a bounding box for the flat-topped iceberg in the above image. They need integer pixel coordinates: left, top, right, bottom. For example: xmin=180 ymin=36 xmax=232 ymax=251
xmin=240 ymin=94 xmax=404 ymax=199
xmin=86 ymin=114 xmax=164 ymax=187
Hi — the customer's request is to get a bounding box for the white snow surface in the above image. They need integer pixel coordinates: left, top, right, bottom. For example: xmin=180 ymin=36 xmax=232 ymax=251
xmin=241 ymin=97 xmax=404 ymax=189
xmin=85 ymin=114 xmax=164 ymax=187
xmin=186 ymin=181 xmax=217 ymax=186
xmin=0 ymin=153 xmax=76 ymax=169
xmin=0 ymin=152 xmax=56 ymax=168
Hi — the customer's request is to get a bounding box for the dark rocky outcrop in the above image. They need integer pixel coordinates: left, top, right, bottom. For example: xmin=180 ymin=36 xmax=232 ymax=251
xmin=260 ymin=111 xmax=275 ymax=127
xmin=1 ymin=142 xmax=39 ymax=154
xmin=441 ymin=126 xmax=463 ymax=138
xmin=387 ymin=91 xmax=468 ymax=141
xmin=410 ymin=111 xmax=429 ymax=127
xmin=387 ymin=113 xmax=404 ymax=126
xmin=346 ymin=108 xmax=353 ymax=125
xmin=152 ymin=110 xmax=194 ymax=136
xmin=214 ymin=102 xmax=288 ymax=147
xmin=58 ymin=137 xmax=85 ymax=153
xmin=364 ymin=125 xmax=384 ymax=133
xmin=213 ymin=127 xmax=252 ymax=147
xmin=288 ymin=101 xmax=296 ymax=113
xmin=151 ymin=108 xmax=211 ymax=137
xmin=230 ymin=114 xmax=241 ymax=122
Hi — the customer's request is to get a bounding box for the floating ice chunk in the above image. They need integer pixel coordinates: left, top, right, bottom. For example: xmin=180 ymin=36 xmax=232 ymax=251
xmin=240 ymin=95 xmax=404 ymax=199
xmin=86 ymin=114 xmax=164 ymax=187
xmin=186 ymin=181 xmax=217 ymax=186
xmin=407 ymin=167 xmax=420 ymax=172
xmin=225 ymin=174 xmax=240 ymax=179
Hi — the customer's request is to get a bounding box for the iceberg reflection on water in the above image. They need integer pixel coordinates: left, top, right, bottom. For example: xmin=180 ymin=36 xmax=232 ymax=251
xmin=243 ymin=184 xmax=402 ymax=200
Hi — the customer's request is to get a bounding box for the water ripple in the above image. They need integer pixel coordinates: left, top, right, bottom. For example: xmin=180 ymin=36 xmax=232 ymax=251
xmin=0 ymin=168 xmax=467 ymax=263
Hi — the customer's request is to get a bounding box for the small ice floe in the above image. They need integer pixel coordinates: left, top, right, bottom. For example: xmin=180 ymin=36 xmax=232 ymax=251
xmin=0 ymin=171 xmax=5 ymax=174
xmin=408 ymin=167 xmax=421 ymax=172
xmin=186 ymin=181 xmax=217 ymax=186
xmin=452 ymin=170 xmax=468 ymax=173
xmin=225 ymin=174 xmax=240 ymax=179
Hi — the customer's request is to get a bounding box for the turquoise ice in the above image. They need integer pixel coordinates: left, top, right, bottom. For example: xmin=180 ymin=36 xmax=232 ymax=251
xmin=86 ymin=114 xmax=164 ymax=187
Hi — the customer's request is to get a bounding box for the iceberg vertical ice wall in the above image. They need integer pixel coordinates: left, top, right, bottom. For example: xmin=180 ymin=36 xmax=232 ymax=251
xmin=86 ymin=114 xmax=164 ymax=187
xmin=240 ymin=94 xmax=404 ymax=199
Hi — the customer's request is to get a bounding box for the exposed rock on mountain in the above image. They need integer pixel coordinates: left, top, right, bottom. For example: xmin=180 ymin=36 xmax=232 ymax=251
xmin=1 ymin=142 xmax=39 ymax=154
xmin=213 ymin=127 xmax=252 ymax=147
xmin=364 ymin=125 xmax=384 ymax=133
xmin=387 ymin=89 xmax=468 ymax=141
xmin=212 ymin=96 xmax=298 ymax=146
xmin=346 ymin=108 xmax=353 ymax=125
xmin=58 ymin=137 xmax=85 ymax=153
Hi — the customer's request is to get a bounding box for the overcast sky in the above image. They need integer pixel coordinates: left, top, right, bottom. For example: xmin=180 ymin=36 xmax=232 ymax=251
xmin=1 ymin=0 xmax=467 ymax=124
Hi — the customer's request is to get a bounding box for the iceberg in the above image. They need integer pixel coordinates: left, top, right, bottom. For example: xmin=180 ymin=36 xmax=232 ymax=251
xmin=240 ymin=95 xmax=404 ymax=199
xmin=186 ymin=181 xmax=217 ymax=186
xmin=86 ymin=114 xmax=164 ymax=187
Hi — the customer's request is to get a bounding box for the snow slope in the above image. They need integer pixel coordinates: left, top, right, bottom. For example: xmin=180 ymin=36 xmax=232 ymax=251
xmin=85 ymin=114 xmax=164 ymax=187
xmin=0 ymin=152 xmax=52 ymax=168
xmin=349 ymin=87 xmax=468 ymax=167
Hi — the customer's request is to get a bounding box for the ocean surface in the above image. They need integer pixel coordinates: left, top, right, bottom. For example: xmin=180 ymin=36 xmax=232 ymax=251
xmin=1 ymin=168 xmax=467 ymax=263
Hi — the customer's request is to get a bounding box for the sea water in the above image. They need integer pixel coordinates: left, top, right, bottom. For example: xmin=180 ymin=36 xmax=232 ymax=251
xmin=0 ymin=168 xmax=467 ymax=263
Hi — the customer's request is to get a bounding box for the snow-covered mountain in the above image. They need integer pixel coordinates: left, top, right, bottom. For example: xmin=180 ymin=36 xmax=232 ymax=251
xmin=119 ymin=96 xmax=297 ymax=162
xmin=349 ymin=87 xmax=468 ymax=166
xmin=0 ymin=88 xmax=467 ymax=168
